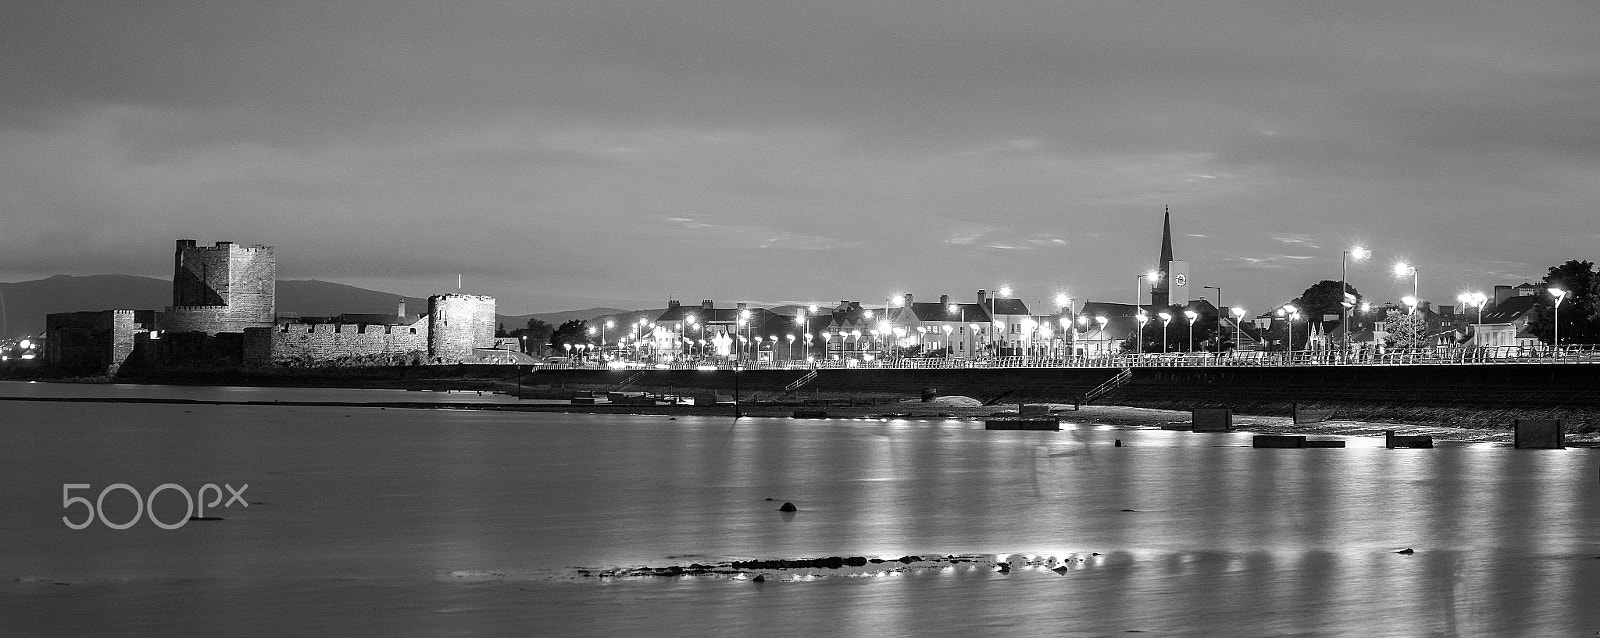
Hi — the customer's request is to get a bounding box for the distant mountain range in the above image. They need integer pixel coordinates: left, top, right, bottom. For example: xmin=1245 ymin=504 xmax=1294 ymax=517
xmin=0 ymin=274 xmax=637 ymax=339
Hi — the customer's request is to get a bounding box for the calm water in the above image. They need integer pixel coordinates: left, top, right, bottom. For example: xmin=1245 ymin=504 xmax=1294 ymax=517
xmin=3 ymin=382 xmax=1599 ymax=636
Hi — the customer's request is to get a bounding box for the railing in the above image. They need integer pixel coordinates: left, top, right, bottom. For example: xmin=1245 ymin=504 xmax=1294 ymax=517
xmin=783 ymin=369 xmax=819 ymax=394
xmin=531 ymin=345 xmax=1600 ymax=371
xmin=1083 ymin=367 xmax=1133 ymax=404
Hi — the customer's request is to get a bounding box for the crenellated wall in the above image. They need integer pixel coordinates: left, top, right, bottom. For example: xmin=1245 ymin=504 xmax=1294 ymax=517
xmin=245 ymin=319 xmax=429 ymax=366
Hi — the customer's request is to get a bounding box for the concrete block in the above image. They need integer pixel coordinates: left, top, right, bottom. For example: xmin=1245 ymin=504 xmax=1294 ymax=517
xmin=1304 ymin=439 xmax=1346 ymax=448
xmin=570 ymin=397 xmax=596 ymax=405
xmin=1513 ymin=419 xmax=1564 ymax=449
xmin=1019 ymin=404 xmax=1051 ymax=415
xmin=1253 ymin=435 xmax=1306 ymax=448
xmin=1384 ymin=430 xmax=1434 ymax=449
xmin=985 ymin=418 xmax=1060 ymax=431
xmin=1192 ymin=408 xmax=1233 ymax=432
xmin=792 ymin=410 xmax=828 ymax=419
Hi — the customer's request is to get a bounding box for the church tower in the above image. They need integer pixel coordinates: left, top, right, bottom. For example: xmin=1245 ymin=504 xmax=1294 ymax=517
xmin=1151 ymin=207 xmax=1189 ymax=307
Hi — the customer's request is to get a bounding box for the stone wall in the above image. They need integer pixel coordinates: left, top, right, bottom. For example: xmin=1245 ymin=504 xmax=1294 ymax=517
xmin=44 ymin=309 xmax=153 ymax=376
xmin=245 ymin=319 xmax=430 ymax=366
xmin=159 ymin=306 xmax=275 ymax=334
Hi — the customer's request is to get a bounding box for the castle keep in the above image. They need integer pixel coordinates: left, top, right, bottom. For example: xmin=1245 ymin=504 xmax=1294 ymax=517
xmin=160 ymin=240 xmax=276 ymax=334
xmin=46 ymin=239 xmax=519 ymax=376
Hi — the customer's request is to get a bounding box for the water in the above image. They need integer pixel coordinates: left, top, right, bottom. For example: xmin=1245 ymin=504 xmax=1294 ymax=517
xmin=3 ymin=382 xmax=1599 ymax=636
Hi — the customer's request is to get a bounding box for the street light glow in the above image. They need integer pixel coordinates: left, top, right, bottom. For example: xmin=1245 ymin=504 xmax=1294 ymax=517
xmin=1349 ymin=246 xmax=1370 ymax=260
xmin=1393 ymin=262 xmax=1413 ymax=277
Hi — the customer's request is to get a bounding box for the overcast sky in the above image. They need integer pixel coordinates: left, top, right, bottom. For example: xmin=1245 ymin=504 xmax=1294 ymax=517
xmin=3 ymin=1 xmax=1596 ymax=315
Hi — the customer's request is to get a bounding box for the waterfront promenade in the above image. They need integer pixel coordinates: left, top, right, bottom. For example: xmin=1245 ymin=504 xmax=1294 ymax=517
xmin=539 ymin=344 xmax=1600 ymax=371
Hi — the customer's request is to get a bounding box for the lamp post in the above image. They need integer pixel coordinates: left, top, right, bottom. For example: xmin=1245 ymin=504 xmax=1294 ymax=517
xmin=603 ymin=319 xmax=614 ymax=362
xmin=1184 ymin=309 xmax=1198 ymax=352
xmin=1231 ymin=307 xmax=1246 ymax=352
xmin=1550 ymin=287 xmax=1567 ymax=354
xmin=1136 ymin=271 xmax=1161 ymax=355
xmin=988 ymin=286 xmax=1011 ymax=358
xmin=1134 ymin=314 xmax=1148 ymax=355
xmin=1341 ymin=247 xmax=1369 ymax=356
xmin=1202 ymin=285 xmax=1222 ymax=353
xmin=1158 ymin=312 xmax=1172 ymax=353
xmin=1278 ymin=305 xmax=1299 ymax=352
xmin=1457 ymin=291 xmax=1487 ymax=345
xmin=1393 ymin=262 xmax=1419 ymax=304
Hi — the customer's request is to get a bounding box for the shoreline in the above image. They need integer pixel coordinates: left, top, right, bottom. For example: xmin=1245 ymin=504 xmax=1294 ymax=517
xmin=6 ymin=388 xmax=1594 ymax=445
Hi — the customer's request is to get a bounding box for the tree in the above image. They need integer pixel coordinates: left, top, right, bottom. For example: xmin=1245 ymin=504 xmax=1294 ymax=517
xmin=1526 ymin=260 xmax=1600 ymax=345
xmin=1383 ymin=308 xmax=1428 ymax=349
xmin=548 ymin=319 xmax=591 ymax=354
xmin=508 ymin=318 xmax=555 ymax=354
xmin=1125 ymin=304 xmax=1217 ymax=352
xmin=1292 ymin=280 xmax=1362 ymax=323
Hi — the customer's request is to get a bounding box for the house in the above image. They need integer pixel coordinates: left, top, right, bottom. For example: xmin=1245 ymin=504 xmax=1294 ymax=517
xmin=887 ymin=293 xmax=990 ymax=358
xmin=1474 ymin=295 xmax=1541 ymax=348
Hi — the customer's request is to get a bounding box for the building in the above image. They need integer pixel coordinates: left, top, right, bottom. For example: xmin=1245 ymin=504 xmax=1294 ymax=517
xmin=650 ymin=299 xmax=795 ymax=363
xmin=159 ymin=240 xmax=276 ymax=334
xmin=887 ymin=293 xmax=990 ymax=358
xmin=1474 ymin=295 xmax=1541 ymax=349
xmin=45 ymin=239 xmax=520 ymax=375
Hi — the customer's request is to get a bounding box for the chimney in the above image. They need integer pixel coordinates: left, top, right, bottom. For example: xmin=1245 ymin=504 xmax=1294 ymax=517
xmin=701 ymin=300 xmax=714 ymax=311
xmin=903 ymin=293 xmax=913 ymax=305
xmin=397 ymin=299 xmax=406 ymax=318
xmin=939 ymin=294 xmax=949 ymax=305
xmin=977 ymin=289 xmax=988 ymax=304
xmin=667 ymin=299 xmax=680 ymax=309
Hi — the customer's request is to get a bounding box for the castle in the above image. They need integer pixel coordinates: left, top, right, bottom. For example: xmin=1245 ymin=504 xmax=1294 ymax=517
xmin=45 ymin=239 xmax=519 ymax=376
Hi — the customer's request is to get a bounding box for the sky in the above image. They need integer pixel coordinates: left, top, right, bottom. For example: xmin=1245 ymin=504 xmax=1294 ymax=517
xmin=3 ymin=1 xmax=1597 ymax=316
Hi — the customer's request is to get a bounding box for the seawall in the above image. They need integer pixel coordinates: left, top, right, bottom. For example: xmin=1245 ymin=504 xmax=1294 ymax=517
xmin=100 ymin=363 xmax=1600 ymax=431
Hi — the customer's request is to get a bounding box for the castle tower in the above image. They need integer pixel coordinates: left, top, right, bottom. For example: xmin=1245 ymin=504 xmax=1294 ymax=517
xmin=427 ymin=294 xmax=496 ymax=362
xmin=1150 ymin=207 xmax=1190 ymax=308
xmin=159 ymin=240 xmax=276 ymax=334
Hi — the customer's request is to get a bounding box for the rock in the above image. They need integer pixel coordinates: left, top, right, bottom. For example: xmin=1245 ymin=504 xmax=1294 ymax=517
xmin=778 ymin=502 xmax=797 ymax=512
xmin=1396 ymin=548 xmax=1415 ymax=555
xmin=996 ymin=562 xmax=1011 ymax=573
xmin=752 ymin=574 xmax=765 ymax=582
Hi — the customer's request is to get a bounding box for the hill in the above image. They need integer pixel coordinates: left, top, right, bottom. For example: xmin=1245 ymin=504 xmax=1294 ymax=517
xmin=0 ymin=275 xmax=649 ymax=340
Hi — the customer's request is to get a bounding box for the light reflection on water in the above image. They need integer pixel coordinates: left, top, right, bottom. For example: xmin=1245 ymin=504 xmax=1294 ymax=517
xmin=1 ymin=389 xmax=1598 ymax=636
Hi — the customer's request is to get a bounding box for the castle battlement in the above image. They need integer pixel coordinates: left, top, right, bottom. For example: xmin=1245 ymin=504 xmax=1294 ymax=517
xmin=165 ymin=304 xmax=231 ymax=312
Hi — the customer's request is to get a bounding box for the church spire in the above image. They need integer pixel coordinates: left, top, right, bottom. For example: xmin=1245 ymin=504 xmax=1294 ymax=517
xmin=1159 ymin=205 xmax=1174 ymax=265
xmin=1152 ymin=206 xmax=1175 ymax=307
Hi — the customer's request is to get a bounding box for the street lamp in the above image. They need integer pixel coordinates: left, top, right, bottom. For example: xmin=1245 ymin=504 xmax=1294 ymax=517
xmin=1550 ymin=287 xmax=1568 ymax=353
xmin=1135 ymin=314 xmax=1149 ymax=355
xmin=988 ymin=286 xmax=1012 ymax=357
xmin=1136 ymin=271 xmax=1161 ymax=355
xmin=1184 ymin=309 xmax=1198 ymax=352
xmin=1201 ymin=285 xmax=1223 ymax=353
xmin=1231 ymin=307 xmax=1246 ymax=352
xmin=1341 ymin=246 xmax=1369 ymax=354
xmin=1158 ymin=312 xmax=1172 ymax=353
xmin=1457 ymin=291 xmax=1488 ymax=341
xmin=1277 ymin=305 xmax=1299 ymax=352
xmin=1393 ymin=262 xmax=1419 ymax=303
